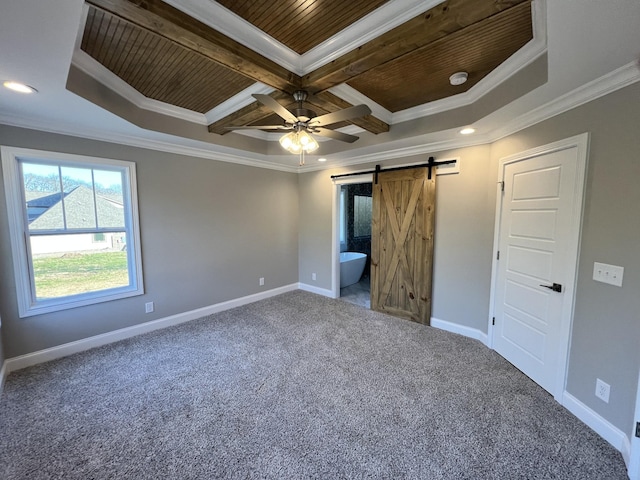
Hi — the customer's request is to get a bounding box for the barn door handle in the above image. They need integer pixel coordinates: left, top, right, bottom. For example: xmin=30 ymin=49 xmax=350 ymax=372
xmin=540 ymin=283 xmax=562 ymax=293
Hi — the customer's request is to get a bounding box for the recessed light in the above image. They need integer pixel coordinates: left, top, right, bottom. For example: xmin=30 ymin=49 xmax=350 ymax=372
xmin=318 ymin=158 xmax=327 ymax=162
xmin=460 ymin=127 xmax=475 ymax=135
xmin=449 ymin=72 xmax=468 ymax=86
xmin=3 ymin=81 xmax=37 ymax=94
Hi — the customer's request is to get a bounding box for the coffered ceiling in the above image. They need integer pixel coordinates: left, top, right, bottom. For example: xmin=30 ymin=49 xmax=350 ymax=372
xmin=77 ymin=0 xmax=532 ymax=137
xmin=1 ymin=0 xmax=639 ymax=171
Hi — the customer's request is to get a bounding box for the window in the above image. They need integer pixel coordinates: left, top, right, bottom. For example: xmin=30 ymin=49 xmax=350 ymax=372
xmin=2 ymin=147 xmax=144 ymax=317
xmin=339 ymin=187 xmax=347 ymax=249
xmin=353 ymin=195 xmax=372 ymax=237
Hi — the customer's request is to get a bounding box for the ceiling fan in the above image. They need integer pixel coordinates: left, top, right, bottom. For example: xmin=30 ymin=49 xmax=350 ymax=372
xmin=226 ymin=90 xmax=372 ymax=161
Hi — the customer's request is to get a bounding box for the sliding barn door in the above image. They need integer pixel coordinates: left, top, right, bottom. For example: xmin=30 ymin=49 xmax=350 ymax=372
xmin=371 ymin=167 xmax=435 ymax=324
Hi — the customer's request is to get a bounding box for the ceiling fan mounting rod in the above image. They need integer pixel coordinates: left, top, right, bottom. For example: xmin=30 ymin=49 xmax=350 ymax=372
xmin=293 ymin=90 xmax=308 ymax=104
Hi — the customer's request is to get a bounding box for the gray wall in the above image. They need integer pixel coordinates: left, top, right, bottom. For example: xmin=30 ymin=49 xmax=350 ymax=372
xmin=0 ymin=125 xmax=299 ymax=358
xmin=298 ymin=82 xmax=640 ymax=435
xmin=490 ymin=81 xmax=640 ymax=435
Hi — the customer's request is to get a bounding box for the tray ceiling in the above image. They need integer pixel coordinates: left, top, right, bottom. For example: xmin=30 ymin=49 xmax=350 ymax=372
xmin=74 ymin=0 xmax=534 ymax=146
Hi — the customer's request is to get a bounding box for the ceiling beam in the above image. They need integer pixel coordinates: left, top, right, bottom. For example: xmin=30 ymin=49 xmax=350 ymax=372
xmin=301 ymin=0 xmax=530 ymax=94
xmin=309 ymin=92 xmax=390 ymax=134
xmin=86 ymin=0 xmax=301 ymax=93
xmin=85 ymin=0 xmax=393 ymax=136
xmin=208 ymin=91 xmax=292 ymax=134
xmin=211 ymin=91 xmax=390 ymax=136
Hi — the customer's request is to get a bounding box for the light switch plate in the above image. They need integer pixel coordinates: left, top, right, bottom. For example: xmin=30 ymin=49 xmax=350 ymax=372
xmin=593 ymin=262 xmax=624 ymax=287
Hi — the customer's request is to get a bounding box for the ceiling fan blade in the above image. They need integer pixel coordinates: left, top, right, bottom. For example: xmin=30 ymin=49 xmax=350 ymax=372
xmin=312 ymin=127 xmax=360 ymax=143
xmin=253 ymin=94 xmax=298 ymax=123
xmin=309 ymin=104 xmax=372 ymax=127
xmin=225 ymin=125 xmax=290 ymax=131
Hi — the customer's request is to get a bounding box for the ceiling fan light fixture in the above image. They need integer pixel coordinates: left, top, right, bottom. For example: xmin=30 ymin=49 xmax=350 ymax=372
xmin=449 ymin=72 xmax=468 ymax=86
xmin=279 ymin=130 xmax=319 ymax=154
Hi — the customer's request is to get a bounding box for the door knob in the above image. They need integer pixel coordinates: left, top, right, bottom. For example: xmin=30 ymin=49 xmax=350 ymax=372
xmin=540 ymin=283 xmax=562 ymax=292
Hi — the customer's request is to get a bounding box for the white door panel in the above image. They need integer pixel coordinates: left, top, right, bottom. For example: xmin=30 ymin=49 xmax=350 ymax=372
xmin=507 ymin=246 xmax=553 ymax=280
xmin=510 ymin=209 xmax=558 ymax=240
xmin=492 ymin=134 xmax=588 ymax=398
xmin=512 ymin=165 xmax=562 ymax=200
xmin=504 ymin=279 xmax=550 ymax=326
xmin=502 ymin=312 xmax=546 ymax=361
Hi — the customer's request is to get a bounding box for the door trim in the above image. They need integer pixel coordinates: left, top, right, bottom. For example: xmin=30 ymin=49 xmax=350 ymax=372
xmin=488 ymin=132 xmax=590 ymax=401
xmin=330 ymin=159 xmax=459 ymax=300
xmin=331 ymin=174 xmax=374 ymax=299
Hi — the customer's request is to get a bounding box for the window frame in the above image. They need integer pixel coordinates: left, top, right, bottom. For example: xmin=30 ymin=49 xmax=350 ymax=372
xmin=2 ymin=146 xmax=144 ymax=318
xmin=353 ymin=194 xmax=372 ymax=238
xmin=339 ymin=187 xmax=347 ymax=250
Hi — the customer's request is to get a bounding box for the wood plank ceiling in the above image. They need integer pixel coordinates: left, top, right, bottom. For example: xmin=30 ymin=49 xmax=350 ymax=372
xmin=81 ymin=0 xmax=533 ymax=138
xmin=216 ymin=0 xmax=390 ymax=54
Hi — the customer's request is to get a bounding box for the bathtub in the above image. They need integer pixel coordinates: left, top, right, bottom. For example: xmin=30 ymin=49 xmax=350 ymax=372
xmin=340 ymin=252 xmax=367 ymax=288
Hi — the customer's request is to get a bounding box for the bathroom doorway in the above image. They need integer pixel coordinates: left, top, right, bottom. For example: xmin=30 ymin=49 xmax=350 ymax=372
xmin=338 ymin=182 xmax=372 ymax=308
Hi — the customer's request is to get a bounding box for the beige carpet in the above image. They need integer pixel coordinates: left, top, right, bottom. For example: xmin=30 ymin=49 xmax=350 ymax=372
xmin=0 ymin=291 xmax=628 ymax=479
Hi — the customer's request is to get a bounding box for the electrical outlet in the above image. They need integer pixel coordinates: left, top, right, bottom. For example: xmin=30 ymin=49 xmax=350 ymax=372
xmin=145 ymin=302 xmax=154 ymax=313
xmin=259 ymin=277 xmax=264 ymax=286
xmin=595 ymin=378 xmax=610 ymax=403
xmin=312 ymin=273 xmax=317 ymax=281
xmin=593 ymin=262 xmax=624 ymax=287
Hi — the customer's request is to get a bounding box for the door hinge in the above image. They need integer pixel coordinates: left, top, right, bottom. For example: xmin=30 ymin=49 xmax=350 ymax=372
xmin=496 ymin=251 xmax=500 ymax=260
xmin=635 ymin=421 xmax=640 ymax=438
xmin=492 ymin=317 xmax=495 ymax=326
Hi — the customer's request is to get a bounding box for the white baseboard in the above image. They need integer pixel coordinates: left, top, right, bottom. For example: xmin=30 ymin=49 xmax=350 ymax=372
xmin=298 ymin=282 xmax=335 ymax=298
xmin=0 ymin=359 xmax=7 ymax=397
xmin=562 ymin=391 xmax=631 ymax=468
xmin=430 ymin=317 xmax=489 ymax=346
xmin=4 ymin=283 xmax=298 ymax=374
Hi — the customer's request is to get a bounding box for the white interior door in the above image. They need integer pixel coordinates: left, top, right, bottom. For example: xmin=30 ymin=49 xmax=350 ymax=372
xmin=492 ymin=134 xmax=588 ymax=399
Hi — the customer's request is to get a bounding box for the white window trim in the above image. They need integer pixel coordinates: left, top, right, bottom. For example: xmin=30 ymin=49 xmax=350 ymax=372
xmin=2 ymin=146 xmax=144 ymax=317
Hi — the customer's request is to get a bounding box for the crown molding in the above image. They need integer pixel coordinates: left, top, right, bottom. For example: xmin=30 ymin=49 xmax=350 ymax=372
xmin=328 ymin=84 xmax=393 ymax=124
xmin=3 ymin=59 xmax=638 ymax=176
xmin=298 ymin=132 xmax=491 ymax=173
xmin=0 ymin=113 xmax=300 ymax=173
xmin=164 ymin=0 xmax=439 ymax=75
xmin=301 ymin=0 xmax=442 ymax=73
xmin=204 ymin=83 xmax=275 ymax=124
xmin=490 ymin=60 xmax=640 ymax=141
xmin=300 ymin=59 xmax=640 ymax=172
xmin=72 ymin=50 xmax=207 ymax=125
xmin=163 ymin=0 xmax=302 ymax=74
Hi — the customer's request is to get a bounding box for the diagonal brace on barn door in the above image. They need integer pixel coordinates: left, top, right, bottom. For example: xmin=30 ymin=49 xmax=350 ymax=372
xmin=379 ymin=180 xmax=425 ymax=315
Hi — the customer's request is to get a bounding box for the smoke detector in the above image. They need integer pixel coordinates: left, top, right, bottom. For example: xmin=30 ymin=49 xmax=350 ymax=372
xmin=449 ymin=72 xmax=468 ymax=86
